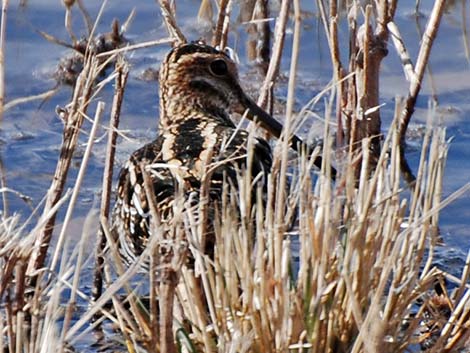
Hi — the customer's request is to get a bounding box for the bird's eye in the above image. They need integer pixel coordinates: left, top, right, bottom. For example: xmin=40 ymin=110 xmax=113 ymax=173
xmin=209 ymin=59 xmax=228 ymax=76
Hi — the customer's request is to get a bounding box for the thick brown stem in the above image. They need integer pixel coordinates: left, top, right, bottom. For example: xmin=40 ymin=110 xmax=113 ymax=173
xmin=212 ymin=0 xmax=229 ymax=48
xmin=347 ymin=5 xmax=388 ymax=177
xmin=398 ymin=0 xmax=446 ymax=184
xmin=92 ymin=59 xmax=129 ymax=305
xmin=159 ymin=273 xmax=177 ymax=353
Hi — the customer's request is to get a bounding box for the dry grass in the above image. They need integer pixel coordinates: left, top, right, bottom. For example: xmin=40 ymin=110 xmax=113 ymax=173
xmin=1 ymin=1 xmax=470 ymax=353
xmin=90 ymin=100 xmax=470 ymax=353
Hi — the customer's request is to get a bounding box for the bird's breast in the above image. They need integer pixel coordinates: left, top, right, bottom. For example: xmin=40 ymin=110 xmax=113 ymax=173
xmin=161 ymin=117 xmax=229 ymax=180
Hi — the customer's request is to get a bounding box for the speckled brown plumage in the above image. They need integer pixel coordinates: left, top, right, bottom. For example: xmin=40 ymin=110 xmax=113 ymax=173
xmin=111 ymin=42 xmax=311 ymax=269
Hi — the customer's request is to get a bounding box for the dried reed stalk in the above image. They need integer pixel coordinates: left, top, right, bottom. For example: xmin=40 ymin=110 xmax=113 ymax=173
xmin=274 ymin=0 xmax=301 ymax=273
xmin=397 ymin=0 xmax=446 ymax=185
xmin=27 ymin=53 xmax=100 ymax=276
xmin=95 ymin=2 xmax=466 ymax=351
xmin=2 ymin=2 xmax=468 ymax=353
xmin=212 ymin=0 xmax=230 ymax=49
xmin=92 ymin=58 xmax=129 ymax=303
xmin=177 ymin=113 xmax=463 ymax=352
xmin=51 ymin=102 xmax=105 ymax=272
xmin=242 ymin=0 xmax=271 ymax=72
xmin=257 ymin=0 xmax=290 ymax=111
xmin=141 ymin=165 xmax=179 ymax=353
xmin=158 ymin=0 xmax=186 ymax=44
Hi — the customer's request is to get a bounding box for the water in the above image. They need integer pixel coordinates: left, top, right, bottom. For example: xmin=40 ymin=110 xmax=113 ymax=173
xmin=2 ymin=0 xmax=470 ymax=350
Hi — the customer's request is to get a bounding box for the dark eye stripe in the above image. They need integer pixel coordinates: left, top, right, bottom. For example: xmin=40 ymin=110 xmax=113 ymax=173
xmin=188 ymin=79 xmax=230 ymax=107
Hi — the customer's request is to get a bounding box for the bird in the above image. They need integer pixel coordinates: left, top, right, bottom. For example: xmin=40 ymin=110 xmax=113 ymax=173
xmin=111 ymin=41 xmax=330 ymax=270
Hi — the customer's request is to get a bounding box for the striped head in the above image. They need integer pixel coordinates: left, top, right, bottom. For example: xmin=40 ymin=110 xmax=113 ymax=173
xmin=158 ymin=42 xmax=286 ymax=141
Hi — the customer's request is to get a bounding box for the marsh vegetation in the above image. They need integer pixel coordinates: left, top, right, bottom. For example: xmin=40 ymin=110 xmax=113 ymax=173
xmin=1 ymin=0 xmax=470 ymax=352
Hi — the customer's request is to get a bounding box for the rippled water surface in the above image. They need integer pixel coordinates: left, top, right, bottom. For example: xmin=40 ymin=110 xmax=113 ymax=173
xmin=2 ymin=0 xmax=470 ymax=350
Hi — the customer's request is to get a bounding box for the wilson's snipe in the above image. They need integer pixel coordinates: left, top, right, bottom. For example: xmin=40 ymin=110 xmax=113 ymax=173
xmin=111 ymin=42 xmax=328 ymax=268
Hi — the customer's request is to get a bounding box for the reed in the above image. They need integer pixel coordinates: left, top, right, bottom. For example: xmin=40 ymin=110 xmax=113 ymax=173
xmin=1 ymin=1 xmax=469 ymax=353
xmin=93 ymin=97 xmax=469 ymax=353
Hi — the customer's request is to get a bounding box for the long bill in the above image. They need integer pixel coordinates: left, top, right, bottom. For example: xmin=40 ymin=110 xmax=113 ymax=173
xmin=238 ymin=94 xmax=336 ymax=179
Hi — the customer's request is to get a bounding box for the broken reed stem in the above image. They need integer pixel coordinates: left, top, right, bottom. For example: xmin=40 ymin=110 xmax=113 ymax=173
xmin=159 ymin=277 xmax=177 ymax=353
xmin=256 ymin=0 xmax=290 ymax=111
xmin=243 ymin=0 xmax=270 ymax=70
xmin=141 ymin=165 xmax=178 ymax=353
xmin=354 ymin=4 xmax=387 ymax=169
xmin=3 ymin=86 xmax=60 ymax=112
xmin=27 ymin=54 xmax=98 ymax=276
xmin=212 ymin=0 xmax=229 ymax=48
xmin=63 ymin=1 xmax=76 ymax=42
xmin=219 ymin=0 xmax=232 ymax=50
xmin=157 ymin=0 xmax=187 ymax=44
xmin=329 ymin=2 xmax=346 ymax=148
xmin=318 ymin=0 xmax=347 ymax=149
xmin=92 ymin=59 xmax=129 ymax=303
xmin=398 ymin=0 xmax=445 ymax=185
xmin=50 ymin=102 xmax=105 ymax=272
xmin=376 ymin=0 xmax=397 ymax=41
